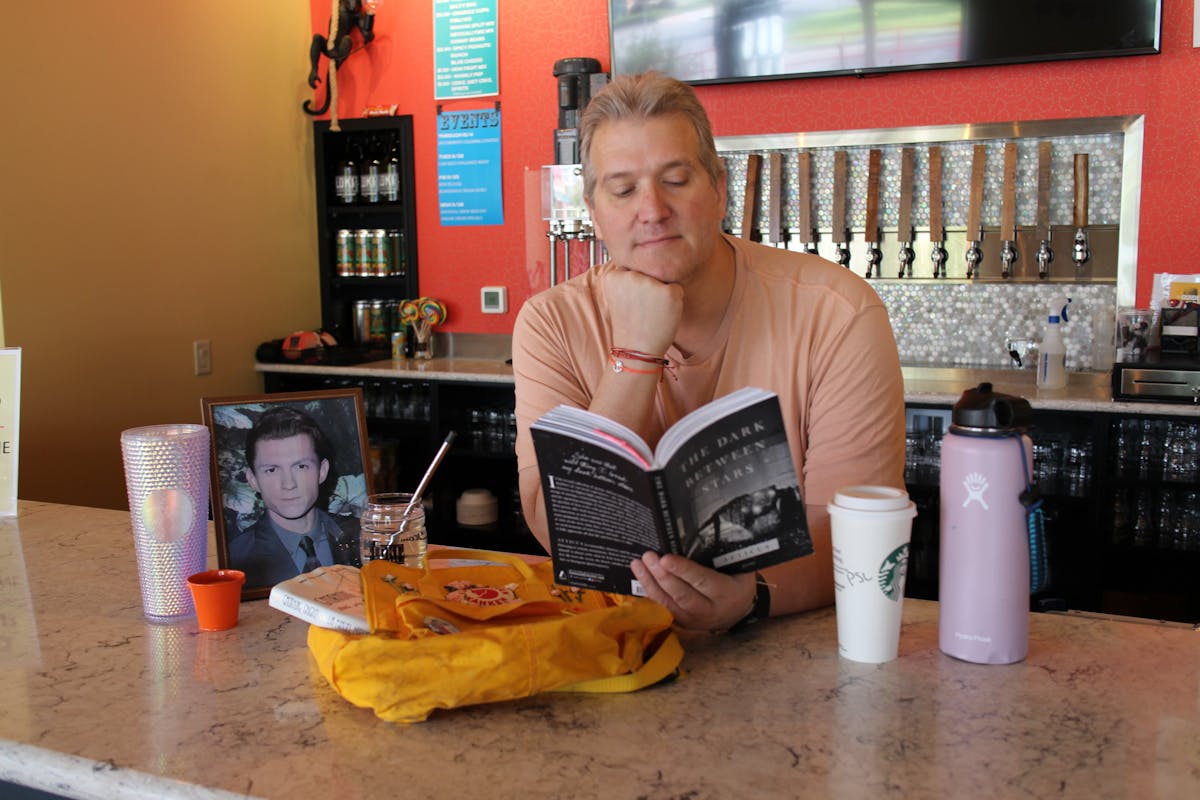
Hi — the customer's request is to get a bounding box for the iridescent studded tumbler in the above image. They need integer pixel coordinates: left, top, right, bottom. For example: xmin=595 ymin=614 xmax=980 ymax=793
xmin=120 ymin=424 xmax=211 ymax=621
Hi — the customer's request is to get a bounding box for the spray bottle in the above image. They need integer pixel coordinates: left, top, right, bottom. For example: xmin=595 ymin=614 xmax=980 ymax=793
xmin=1037 ymin=297 xmax=1072 ymax=390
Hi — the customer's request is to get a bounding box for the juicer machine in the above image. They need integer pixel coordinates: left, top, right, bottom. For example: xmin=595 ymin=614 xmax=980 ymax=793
xmin=543 ymin=58 xmax=608 ymax=286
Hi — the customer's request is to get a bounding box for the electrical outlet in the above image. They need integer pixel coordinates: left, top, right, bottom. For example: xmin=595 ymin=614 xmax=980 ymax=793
xmin=193 ymin=340 xmax=212 ymax=376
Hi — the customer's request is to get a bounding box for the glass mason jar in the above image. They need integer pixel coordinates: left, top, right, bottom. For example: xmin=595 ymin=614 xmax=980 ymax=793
xmin=359 ymin=493 xmax=427 ymax=568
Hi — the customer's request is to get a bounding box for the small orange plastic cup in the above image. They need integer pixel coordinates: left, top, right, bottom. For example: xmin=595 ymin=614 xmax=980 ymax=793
xmin=186 ymin=569 xmax=246 ymax=631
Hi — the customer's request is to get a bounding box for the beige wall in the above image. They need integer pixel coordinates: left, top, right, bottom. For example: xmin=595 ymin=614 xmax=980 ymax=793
xmin=1 ymin=2 xmax=320 ymax=509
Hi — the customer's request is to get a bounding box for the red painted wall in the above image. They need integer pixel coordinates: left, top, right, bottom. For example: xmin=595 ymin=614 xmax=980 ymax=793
xmin=310 ymin=1 xmax=1199 ymax=333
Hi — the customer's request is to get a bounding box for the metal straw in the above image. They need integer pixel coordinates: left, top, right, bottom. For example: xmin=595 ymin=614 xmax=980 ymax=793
xmin=386 ymin=431 xmax=456 ymax=544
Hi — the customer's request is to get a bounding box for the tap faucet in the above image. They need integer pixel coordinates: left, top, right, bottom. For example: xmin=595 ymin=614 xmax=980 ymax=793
xmin=1000 ymin=239 xmax=1018 ymax=278
xmin=834 ymin=238 xmax=851 ymax=269
xmin=965 ymin=240 xmax=983 ymax=279
xmin=1071 ymin=228 xmax=1091 ymax=273
xmin=930 ymin=241 xmax=948 ymax=279
xmin=1035 ymin=238 xmax=1054 ymax=279
xmin=864 ymin=242 xmax=883 ymax=278
xmin=898 ymin=241 xmax=915 ymax=278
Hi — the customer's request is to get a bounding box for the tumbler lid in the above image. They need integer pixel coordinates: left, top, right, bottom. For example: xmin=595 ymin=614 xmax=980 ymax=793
xmin=951 ymin=383 xmax=1033 ymax=434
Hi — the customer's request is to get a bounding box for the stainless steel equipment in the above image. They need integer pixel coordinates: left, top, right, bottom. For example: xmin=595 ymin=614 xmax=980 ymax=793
xmin=542 ymin=164 xmax=599 ymax=286
xmin=1112 ymin=356 xmax=1200 ymax=404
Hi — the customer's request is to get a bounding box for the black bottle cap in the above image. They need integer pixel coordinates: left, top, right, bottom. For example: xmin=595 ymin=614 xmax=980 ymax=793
xmin=950 ymin=382 xmax=1034 ymax=433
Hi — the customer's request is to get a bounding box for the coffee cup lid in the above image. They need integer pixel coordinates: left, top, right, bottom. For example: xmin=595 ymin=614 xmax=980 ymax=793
xmin=831 ymin=485 xmax=910 ymax=512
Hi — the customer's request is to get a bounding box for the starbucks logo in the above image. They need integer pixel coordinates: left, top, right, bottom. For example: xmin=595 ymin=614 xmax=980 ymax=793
xmin=878 ymin=543 xmax=910 ymax=601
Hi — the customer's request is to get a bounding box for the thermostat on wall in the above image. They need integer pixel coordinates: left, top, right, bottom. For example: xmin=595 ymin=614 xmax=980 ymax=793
xmin=481 ymin=286 xmax=508 ymax=314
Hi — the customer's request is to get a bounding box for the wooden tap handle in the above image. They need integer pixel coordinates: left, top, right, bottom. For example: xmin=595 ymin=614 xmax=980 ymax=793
xmin=1000 ymin=142 xmax=1017 ymax=241
xmin=1036 ymin=141 xmax=1052 ymax=240
xmin=967 ymin=144 xmax=986 ymax=239
xmin=740 ymin=153 xmax=762 ymax=240
xmin=897 ymin=147 xmax=915 ymax=240
xmin=928 ymin=146 xmax=943 ymax=240
xmin=1073 ymin=153 xmax=1089 ymax=228
xmin=832 ymin=150 xmax=848 ymax=242
xmin=865 ymin=149 xmax=882 ymax=240
xmin=797 ymin=152 xmax=814 ymax=242
xmin=767 ymin=151 xmax=783 ymax=245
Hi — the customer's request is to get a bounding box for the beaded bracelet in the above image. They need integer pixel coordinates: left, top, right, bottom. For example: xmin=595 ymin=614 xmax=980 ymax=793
xmin=610 ymin=347 xmax=677 ymax=380
xmin=608 ymin=353 xmax=661 ymax=375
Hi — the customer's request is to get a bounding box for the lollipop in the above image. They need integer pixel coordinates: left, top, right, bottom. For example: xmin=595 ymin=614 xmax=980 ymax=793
xmin=418 ymin=296 xmax=447 ymax=326
xmin=399 ymin=299 xmax=420 ymax=325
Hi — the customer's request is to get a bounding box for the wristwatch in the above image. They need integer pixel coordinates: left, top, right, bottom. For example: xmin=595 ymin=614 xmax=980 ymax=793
xmin=729 ymin=572 xmax=771 ymax=632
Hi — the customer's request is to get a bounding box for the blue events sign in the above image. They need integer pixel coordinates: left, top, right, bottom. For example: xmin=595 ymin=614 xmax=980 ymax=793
xmin=433 ymin=0 xmax=498 ymax=100
xmin=437 ymin=108 xmax=503 ymax=227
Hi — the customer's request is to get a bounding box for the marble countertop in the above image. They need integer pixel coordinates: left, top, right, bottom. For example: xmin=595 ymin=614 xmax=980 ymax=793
xmin=256 ymin=357 xmax=516 ymax=385
xmin=2 ymin=501 xmax=1198 ymax=799
xmin=257 ymin=357 xmax=1200 ymax=416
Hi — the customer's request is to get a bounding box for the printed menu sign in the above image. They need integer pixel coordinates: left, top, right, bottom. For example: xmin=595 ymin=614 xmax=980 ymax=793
xmin=437 ymin=108 xmax=504 ymax=226
xmin=0 ymin=348 xmax=19 ymax=516
xmin=433 ymin=0 xmax=498 ymax=99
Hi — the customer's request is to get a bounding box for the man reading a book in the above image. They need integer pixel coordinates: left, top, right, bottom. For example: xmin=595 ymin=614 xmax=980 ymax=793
xmin=512 ymin=71 xmax=906 ymax=631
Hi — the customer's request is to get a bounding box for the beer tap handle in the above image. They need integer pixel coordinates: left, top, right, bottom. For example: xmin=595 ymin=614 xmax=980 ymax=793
xmin=767 ymin=152 xmax=784 ymax=248
xmin=928 ymin=146 xmax=947 ymax=278
xmin=796 ymin=152 xmax=818 ymax=254
xmin=832 ymin=150 xmax=851 ymax=268
xmin=864 ymin=149 xmax=882 ymax=278
xmin=740 ymin=153 xmax=762 ymax=241
xmin=897 ymin=147 xmax=915 ymax=278
xmin=1072 ymin=153 xmax=1091 ymax=272
xmin=999 ymin=143 xmax=1018 ymax=279
xmin=1035 ymin=141 xmax=1054 ymax=279
xmin=965 ymin=144 xmax=986 ymax=279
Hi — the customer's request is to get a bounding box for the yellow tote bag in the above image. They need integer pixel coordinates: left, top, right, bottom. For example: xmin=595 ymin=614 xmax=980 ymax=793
xmin=308 ymin=549 xmax=683 ymax=723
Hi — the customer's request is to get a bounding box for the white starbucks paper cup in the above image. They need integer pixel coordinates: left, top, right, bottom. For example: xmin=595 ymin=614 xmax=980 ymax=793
xmin=828 ymin=486 xmax=917 ymax=664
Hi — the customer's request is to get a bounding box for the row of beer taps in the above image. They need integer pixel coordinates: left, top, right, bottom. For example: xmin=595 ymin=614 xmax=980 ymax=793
xmin=731 ymin=143 xmax=1095 ymax=280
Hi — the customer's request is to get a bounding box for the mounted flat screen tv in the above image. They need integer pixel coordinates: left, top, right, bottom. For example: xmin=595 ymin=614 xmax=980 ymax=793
xmin=609 ymin=1 xmax=1162 ymax=84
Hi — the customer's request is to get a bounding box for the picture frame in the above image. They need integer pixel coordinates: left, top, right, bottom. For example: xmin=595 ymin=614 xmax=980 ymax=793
xmin=201 ymin=388 xmax=373 ymax=599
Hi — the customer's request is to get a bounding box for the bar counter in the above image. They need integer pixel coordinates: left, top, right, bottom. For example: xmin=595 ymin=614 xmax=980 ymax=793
xmin=257 ymin=358 xmax=1200 ymax=417
xmin=2 ymin=501 xmax=1198 ymax=799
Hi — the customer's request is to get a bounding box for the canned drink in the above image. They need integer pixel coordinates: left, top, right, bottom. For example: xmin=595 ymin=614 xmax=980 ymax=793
xmin=391 ymin=330 xmax=406 ymax=361
xmin=370 ymin=300 xmax=388 ymax=344
xmin=371 ymin=229 xmax=389 ymax=277
xmin=355 ymin=229 xmax=373 ymax=277
xmin=353 ymin=300 xmax=372 ymax=344
xmin=387 ymin=229 xmax=405 ymax=276
xmin=336 ymin=229 xmax=355 ymax=277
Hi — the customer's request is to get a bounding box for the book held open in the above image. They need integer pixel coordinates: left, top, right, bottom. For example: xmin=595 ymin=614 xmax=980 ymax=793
xmin=532 ymin=387 xmax=813 ymax=595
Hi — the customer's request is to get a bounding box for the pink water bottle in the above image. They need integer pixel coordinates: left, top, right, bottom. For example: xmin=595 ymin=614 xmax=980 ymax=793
xmin=939 ymin=383 xmax=1040 ymax=664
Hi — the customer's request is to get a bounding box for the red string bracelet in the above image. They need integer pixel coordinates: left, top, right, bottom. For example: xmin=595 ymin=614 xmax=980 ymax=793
xmin=609 ymin=348 xmax=677 ymax=380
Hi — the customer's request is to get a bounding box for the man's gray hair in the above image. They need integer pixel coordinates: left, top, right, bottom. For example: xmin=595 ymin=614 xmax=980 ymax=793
xmin=579 ymin=71 xmax=725 ymax=201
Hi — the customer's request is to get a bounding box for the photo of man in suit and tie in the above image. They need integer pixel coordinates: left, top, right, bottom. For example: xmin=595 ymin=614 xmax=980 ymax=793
xmin=228 ymin=406 xmax=360 ymax=588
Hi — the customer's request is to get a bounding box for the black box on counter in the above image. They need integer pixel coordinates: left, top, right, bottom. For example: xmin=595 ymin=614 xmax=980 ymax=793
xmin=1160 ymin=304 xmax=1199 ymax=356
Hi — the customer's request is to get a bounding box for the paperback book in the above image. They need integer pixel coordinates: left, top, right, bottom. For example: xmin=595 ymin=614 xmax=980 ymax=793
xmin=531 ymin=387 xmax=813 ymax=595
xmin=268 ymin=564 xmax=370 ymax=633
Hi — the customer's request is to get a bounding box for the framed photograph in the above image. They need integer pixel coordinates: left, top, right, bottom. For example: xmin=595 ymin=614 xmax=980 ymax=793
xmin=202 ymin=389 xmax=373 ymax=599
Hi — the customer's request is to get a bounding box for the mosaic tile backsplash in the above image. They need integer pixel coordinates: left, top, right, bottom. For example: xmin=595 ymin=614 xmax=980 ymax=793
xmin=722 ymin=134 xmax=1125 ymax=233
xmin=876 ymin=281 xmax=1117 ymax=370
